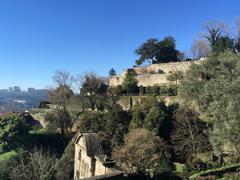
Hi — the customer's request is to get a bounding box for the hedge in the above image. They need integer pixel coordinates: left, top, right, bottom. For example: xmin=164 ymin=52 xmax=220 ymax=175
xmin=189 ymin=164 xmax=240 ymax=179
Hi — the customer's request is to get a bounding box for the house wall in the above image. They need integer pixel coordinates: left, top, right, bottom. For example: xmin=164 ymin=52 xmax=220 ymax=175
xmin=74 ymin=134 xmax=123 ymax=180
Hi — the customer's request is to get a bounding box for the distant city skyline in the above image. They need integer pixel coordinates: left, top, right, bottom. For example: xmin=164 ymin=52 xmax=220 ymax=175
xmin=0 ymin=0 xmax=239 ymax=89
xmin=0 ymin=86 xmax=47 ymax=92
xmin=0 ymin=86 xmax=46 ymax=90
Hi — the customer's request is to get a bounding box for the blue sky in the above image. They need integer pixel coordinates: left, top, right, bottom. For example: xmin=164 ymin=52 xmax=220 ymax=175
xmin=0 ymin=0 xmax=239 ymax=89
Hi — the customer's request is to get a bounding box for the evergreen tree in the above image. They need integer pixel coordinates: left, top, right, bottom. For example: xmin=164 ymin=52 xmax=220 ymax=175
xmin=122 ymin=71 xmax=139 ymax=94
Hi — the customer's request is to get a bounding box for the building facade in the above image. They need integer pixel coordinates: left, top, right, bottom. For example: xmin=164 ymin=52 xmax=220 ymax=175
xmin=73 ymin=133 xmax=122 ymax=180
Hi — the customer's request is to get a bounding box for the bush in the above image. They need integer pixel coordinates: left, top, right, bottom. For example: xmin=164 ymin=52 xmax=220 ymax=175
xmin=10 ymin=148 xmax=56 ymax=180
xmin=139 ymin=86 xmax=146 ymax=95
xmin=55 ymin=141 xmax=74 ymax=180
xmin=0 ymin=113 xmax=31 ymax=153
xmin=189 ymin=164 xmax=240 ymax=179
xmin=158 ymin=69 xmax=164 ymax=74
xmin=0 ymin=160 xmax=10 ymax=180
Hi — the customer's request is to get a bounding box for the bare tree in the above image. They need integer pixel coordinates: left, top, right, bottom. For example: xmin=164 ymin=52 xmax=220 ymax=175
xmin=171 ymin=106 xmax=210 ymax=162
xmin=74 ymin=74 xmax=84 ymax=94
xmin=50 ymin=70 xmax=74 ymax=110
xmin=10 ymin=148 xmax=56 ymax=180
xmin=113 ymin=128 xmax=170 ymax=176
xmin=53 ymin=70 xmax=74 ymax=88
xmin=191 ymin=39 xmax=210 ymax=59
xmin=49 ymin=85 xmax=73 ymax=110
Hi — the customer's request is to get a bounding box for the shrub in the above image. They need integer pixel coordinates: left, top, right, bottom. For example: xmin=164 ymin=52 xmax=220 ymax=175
xmin=189 ymin=164 xmax=240 ymax=179
xmin=139 ymin=86 xmax=146 ymax=95
xmin=158 ymin=69 xmax=164 ymax=74
xmin=55 ymin=141 xmax=74 ymax=180
xmin=10 ymin=148 xmax=56 ymax=180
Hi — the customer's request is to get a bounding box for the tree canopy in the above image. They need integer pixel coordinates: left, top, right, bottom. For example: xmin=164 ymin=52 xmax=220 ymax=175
xmin=122 ymin=71 xmax=139 ymax=94
xmin=180 ymin=51 xmax=240 ymax=159
xmin=135 ymin=36 xmax=181 ymax=65
xmin=0 ymin=113 xmax=31 ymax=153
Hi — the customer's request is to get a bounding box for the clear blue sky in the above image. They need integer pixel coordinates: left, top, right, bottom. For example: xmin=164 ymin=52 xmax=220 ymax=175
xmin=0 ymin=0 xmax=239 ymax=89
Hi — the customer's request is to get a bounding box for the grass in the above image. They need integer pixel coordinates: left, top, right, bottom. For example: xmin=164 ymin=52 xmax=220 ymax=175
xmin=0 ymin=151 xmax=17 ymax=161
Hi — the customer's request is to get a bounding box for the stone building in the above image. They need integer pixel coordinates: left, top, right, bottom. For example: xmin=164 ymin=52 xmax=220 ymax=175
xmin=109 ymin=60 xmax=202 ymax=87
xmin=74 ymin=132 xmax=123 ymax=180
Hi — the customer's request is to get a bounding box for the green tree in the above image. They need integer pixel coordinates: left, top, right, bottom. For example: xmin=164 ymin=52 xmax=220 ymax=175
xmin=135 ymin=36 xmax=180 ymax=65
xmin=215 ymin=36 xmax=234 ymax=53
xmin=45 ymin=109 xmax=73 ymax=135
xmin=143 ymin=104 xmax=167 ymax=135
xmin=203 ymin=21 xmax=235 ymax=54
xmin=180 ymin=51 xmax=240 ymax=163
xmin=80 ymin=73 xmax=107 ymax=110
xmin=105 ymin=107 xmax=131 ymax=147
xmin=77 ymin=111 xmax=105 ymax=133
xmin=109 ymin=68 xmax=116 ymax=76
xmin=0 ymin=113 xmax=30 ymax=153
xmin=55 ymin=141 xmax=74 ymax=180
xmin=122 ymin=71 xmax=139 ymax=94
xmin=129 ymin=104 xmax=145 ymax=129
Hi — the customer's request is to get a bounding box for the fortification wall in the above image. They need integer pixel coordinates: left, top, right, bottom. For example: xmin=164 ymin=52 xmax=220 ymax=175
xmin=109 ymin=60 xmax=202 ymax=87
xmin=136 ymin=74 xmax=170 ymax=86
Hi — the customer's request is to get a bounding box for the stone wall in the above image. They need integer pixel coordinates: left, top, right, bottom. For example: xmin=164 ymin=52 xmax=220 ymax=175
xmin=74 ymin=133 xmax=123 ymax=180
xmin=109 ymin=60 xmax=202 ymax=87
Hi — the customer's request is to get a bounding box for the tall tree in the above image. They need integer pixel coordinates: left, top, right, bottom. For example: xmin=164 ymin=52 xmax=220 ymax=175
xmin=0 ymin=113 xmax=30 ymax=153
xmin=109 ymin=68 xmax=116 ymax=76
xmin=215 ymin=36 xmax=234 ymax=53
xmin=80 ymin=73 xmax=107 ymax=110
xmin=171 ymin=106 xmax=210 ymax=162
xmin=53 ymin=70 xmax=74 ymax=88
xmin=135 ymin=38 xmax=159 ymax=65
xmin=49 ymin=85 xmax=73 ymax=111
xmin=55 ymin=141 xmax=74 ymax=180
xmin=45 ymin=109 xmax=74 ymax=135
xmin=143 ymin=106 xmax=166 ymax=135
xmin=122 ymin=71 xmax=139 ymax=94
xmin=50 ymin=70 xmax=74 ymax=110
xmin=203 ymin=21 xmax=232 ymax=54
xmin=135 ymin=36 xmax=180 ymax=65
xmin=180 ymin=51 xmax=240 ymax=163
